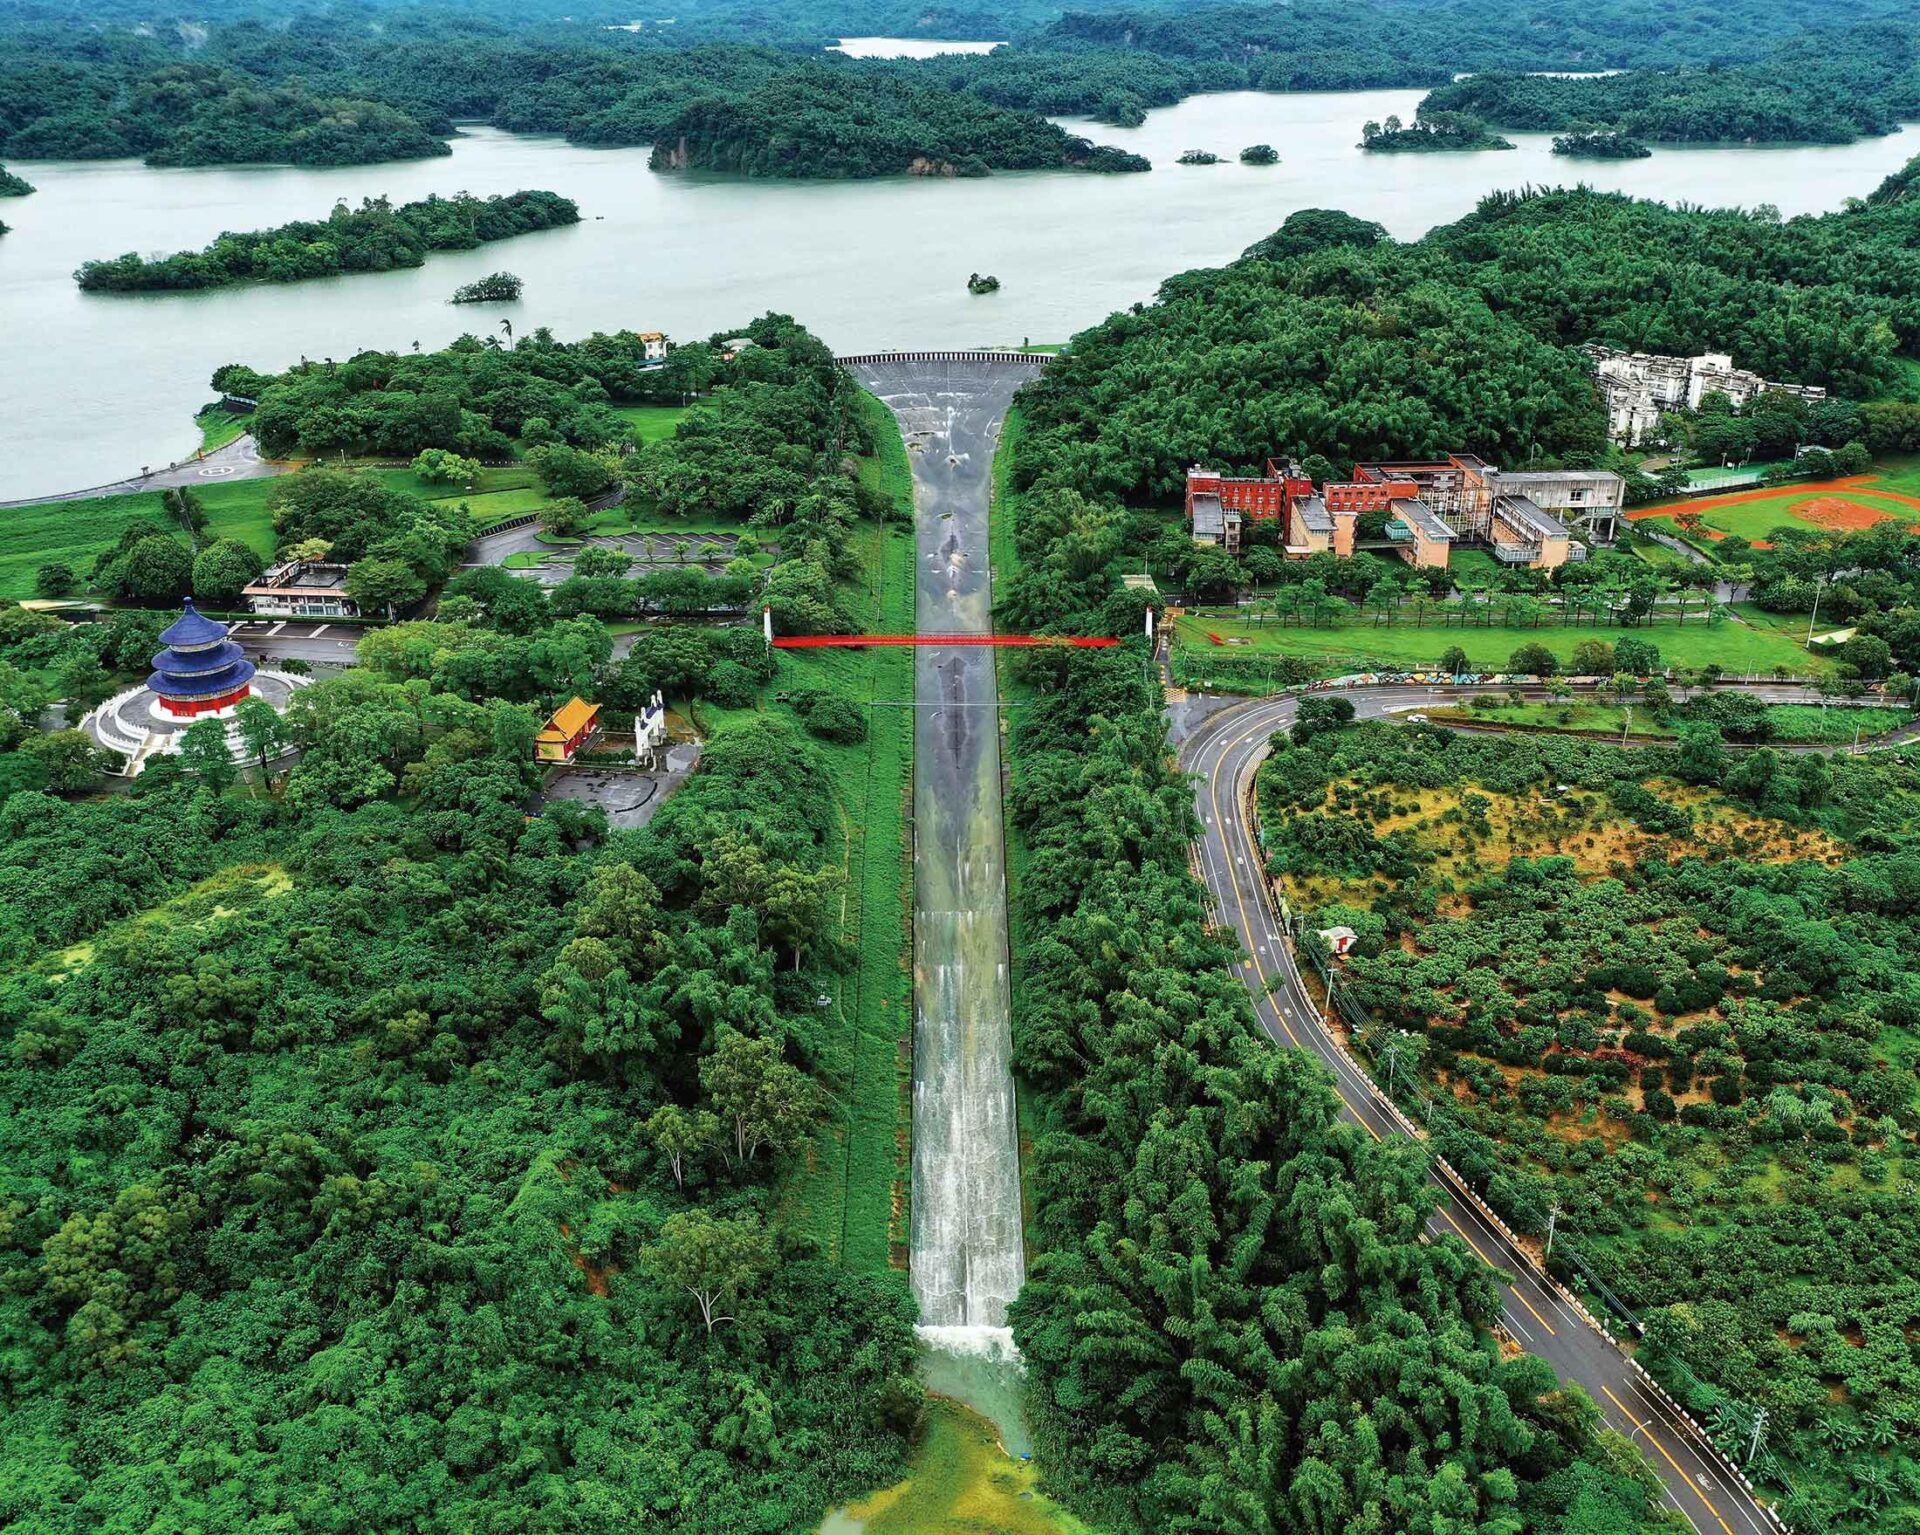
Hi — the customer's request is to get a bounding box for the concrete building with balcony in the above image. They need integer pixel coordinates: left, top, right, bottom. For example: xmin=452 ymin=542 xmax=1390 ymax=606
xmin=1383 ymin=497 xmax=1456 ymax=568
xmin=242 ymin=561 xmax=360 ymax=620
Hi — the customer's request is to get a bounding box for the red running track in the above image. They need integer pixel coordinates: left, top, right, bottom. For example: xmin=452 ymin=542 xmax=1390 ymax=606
xmin=771 ymin=633 xmax=1118 ymax=648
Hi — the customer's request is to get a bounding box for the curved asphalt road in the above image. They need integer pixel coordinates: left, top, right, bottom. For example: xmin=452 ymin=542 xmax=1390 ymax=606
xmin=1179 ymin=688 xmax=1783 ymax=1535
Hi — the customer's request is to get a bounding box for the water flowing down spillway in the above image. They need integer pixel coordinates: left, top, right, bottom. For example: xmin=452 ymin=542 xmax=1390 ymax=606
xmin=853 ymin=359 xmax=1029 ymax=1360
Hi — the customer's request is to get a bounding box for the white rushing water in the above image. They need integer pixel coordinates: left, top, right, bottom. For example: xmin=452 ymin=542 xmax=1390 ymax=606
xmin=856 ymin=359 xmax=1030 ymax=1441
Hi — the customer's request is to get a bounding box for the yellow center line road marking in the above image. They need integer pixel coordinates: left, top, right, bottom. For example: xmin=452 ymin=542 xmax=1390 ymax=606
xmin=1437 ymin=1211 xmax=1556 ymax=1336
xmin=1602 ymin=1388 xmax=1735 ymax=1535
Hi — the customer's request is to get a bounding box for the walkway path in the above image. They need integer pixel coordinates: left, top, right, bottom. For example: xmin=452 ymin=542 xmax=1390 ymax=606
xmin=0 ymin=433 xmax=280 ymax=509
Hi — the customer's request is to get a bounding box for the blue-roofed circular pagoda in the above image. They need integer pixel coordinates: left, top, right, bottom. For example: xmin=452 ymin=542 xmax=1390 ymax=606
xmin=79 ymin=602 xmax=309 ymax=776
xmin=147 ymin=600 xmax=257 ymax=717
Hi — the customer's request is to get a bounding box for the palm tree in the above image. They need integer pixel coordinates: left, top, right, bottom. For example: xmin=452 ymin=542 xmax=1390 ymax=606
xmin=499 ymin=318 xmax=514 ymax=349
xmin=1848 ymin=1459 xmax=1896 ymax=1512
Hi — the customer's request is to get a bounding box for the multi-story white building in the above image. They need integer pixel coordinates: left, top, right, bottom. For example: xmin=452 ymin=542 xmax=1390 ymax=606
xmin=1585 ymin=345 xmax=1826 ymax=446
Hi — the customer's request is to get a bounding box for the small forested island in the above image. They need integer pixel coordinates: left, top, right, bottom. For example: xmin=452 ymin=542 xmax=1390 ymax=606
xmin=1552 ymin=129 xmax=1652 ymax=159
xmin=452 ymin=271 xmax=524 ymax=304
xmin=1239 ymin=143 xmax=1279 ymax=164
xmin=966 ymin=272 xmax=1000 ymax=294
xmin=0 ymin=164 xmax=30 ymax=196
xmin=1175 ymin=148 xmax=1221 ymax=165
xmin=74 ymin=192 xmax=578 ymax=293
xmin=1360 ymin=112 xmax=1514 ymax=152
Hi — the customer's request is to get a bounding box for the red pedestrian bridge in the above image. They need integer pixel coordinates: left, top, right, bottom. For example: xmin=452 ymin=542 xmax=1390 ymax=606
xmin=771 ymin=633 xmax=1117 ymax=649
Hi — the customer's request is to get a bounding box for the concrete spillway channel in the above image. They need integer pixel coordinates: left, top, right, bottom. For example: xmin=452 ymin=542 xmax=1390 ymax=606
xmin=851 ymin=359 xmax=1030 ymax=1431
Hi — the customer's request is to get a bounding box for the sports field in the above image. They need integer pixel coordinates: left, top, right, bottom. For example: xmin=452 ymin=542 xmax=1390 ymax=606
xmin=1630 ymin=471 xmax=1920 ymax=553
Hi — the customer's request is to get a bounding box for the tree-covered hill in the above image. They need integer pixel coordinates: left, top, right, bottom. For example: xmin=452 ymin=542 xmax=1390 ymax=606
xmin=0 ymin=312 xmax=939 ymax=1530
xmin=1014 ymin=174 xmax=1920 ymax=509
xmin=1421 ymin=22 xmax=1920 ymax=145
xmin=646 ymin=62 xmax=1148 ymax=175
xmin=0 ymin=58 xmax=452 ymax=167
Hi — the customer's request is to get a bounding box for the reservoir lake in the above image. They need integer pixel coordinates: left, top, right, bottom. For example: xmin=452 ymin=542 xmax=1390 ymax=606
xmin=1 ymin=84 xmax=1915 ymax=499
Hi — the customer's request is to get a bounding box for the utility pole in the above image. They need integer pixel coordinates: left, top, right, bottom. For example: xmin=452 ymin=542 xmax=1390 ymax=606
xmin=1747 ymin=1407 xmax=1768 ymax=1467
xmin=1805 ymin=577 xmax=1825 ymax=645
xmin=1620 ymin=705 xmax=1633 ymax=748
xmin=1545 ymin=1202 xmax=1565 ymax=1259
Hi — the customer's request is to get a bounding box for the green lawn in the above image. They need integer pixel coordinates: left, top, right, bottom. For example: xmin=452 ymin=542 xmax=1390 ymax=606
xmin=1173 ymin=610 xmax=1819 ymax=680
xmin=1622 ymin=529 xmax=1691 ymax=568
xmin=771 ymin=387 xmax=916 ymax=1275
xmin=1431 ymin=700 xmax=1668 ymax=735
xmin=1665 ymin=491 xmax=1920 ymax=546
xmin=584 ymin=507 xmax=744 ymax=538
xmin=0 ymin=478 xmax=279 ymax=600
xmin=370 ymin=464 xmax=538 ymax=502
xmin=449 ymin=488 xmax=556 ymax=525
xmin=611 ymin=403 xmax=690 ymax=447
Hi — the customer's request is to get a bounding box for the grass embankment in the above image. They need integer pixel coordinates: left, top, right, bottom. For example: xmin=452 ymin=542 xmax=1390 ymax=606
xmin=771 ymin=386 xmax=916 ymax=1274
xmin=1429 ymin=698 xmax=1911 ymax=744
xmin=1171 ymin=610 xmax=1817 ymax=688
xmin=195 ymin=406 xmax=252 ymax=453
xmin=5 ymin=400 xmax=695 ymax=599
xmin=0 ymin=465 xmax=557 ymax=600
xmin=828 ymin=1398 xmax=1092 ymax=1535
xmin=987 ymin=404 xmax=1045 ymax=1248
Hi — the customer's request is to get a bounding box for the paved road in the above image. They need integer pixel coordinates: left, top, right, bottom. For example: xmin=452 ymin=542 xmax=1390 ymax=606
xmin=230 ymin=618 xmax=364 ymax=667
xmin=0 ymin=434 xmax=280 ymax=509
xmin=1179 ymin=687 xmax=1782 ymax=1535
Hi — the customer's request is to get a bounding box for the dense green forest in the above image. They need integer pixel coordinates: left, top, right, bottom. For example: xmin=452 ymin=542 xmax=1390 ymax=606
xmin=645 ymin=61 xmax=1148 ymax=175
xmin=1031 ymin=0 xmax=1916 ymax=75
xmin=1422 ymin=23 xmax=1920 ymax=145
xmin=1552 ymin=131 xmax=1651 ymax=160
xmin=0 ymin=56 xmax=451 ymax=167
xmin=0 ymin=315 xmax=937 ymax=1530
xmin=2 ymin=0 xmax=1912 ymax=173
xmin=1258 ymin=718 xmax=1920 ymax=1529
xmin=993 ymin=415 xmax=1675 ymax=1533
xmin=0 ymin=698 xmax=921 ymax=1531
xmin=74 ymin=191 xmax=578 ymax=293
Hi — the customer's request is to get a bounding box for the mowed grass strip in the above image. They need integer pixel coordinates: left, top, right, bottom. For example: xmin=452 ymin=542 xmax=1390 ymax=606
xmin=1173 ymin=611 xmax=1818 ymax=678
xmin=774 ymin=388 xmax=916 ymax=1273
